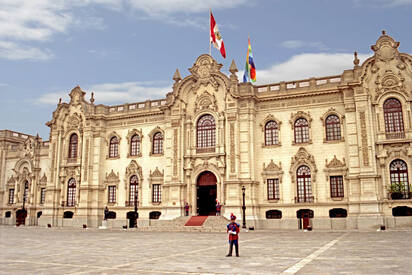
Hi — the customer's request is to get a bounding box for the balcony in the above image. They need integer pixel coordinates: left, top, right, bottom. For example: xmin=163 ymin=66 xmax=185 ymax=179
xmin=196 ymin=147 xmax=215 ymax=154
xmin=125 ymin=201 xmax=139 ymax=207
xmin=388 ymin=192 xmax=411 ymax=200
xmin=295 ymin=196 xmax=314 ymax=203
xmin=385 ymin=131 xmax=405 ymax=139
xmin=61 ymin=201 xmax=76 ymax=207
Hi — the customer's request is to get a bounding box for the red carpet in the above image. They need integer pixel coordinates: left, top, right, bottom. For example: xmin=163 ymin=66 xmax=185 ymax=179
xmin=184 ymin=216 xmax=208 ymax=226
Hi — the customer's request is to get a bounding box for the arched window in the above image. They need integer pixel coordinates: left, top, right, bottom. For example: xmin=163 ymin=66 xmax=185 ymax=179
xmin=294 ymin=118 xmax=309 ymax=143
xmin=68 ymin=133 xmax=78 ymax=158
xmin=152 ymin=132 xmax=163 ymax=154
xmin=197 ymin=114 xmax=216 ymax=150
xmin=109 ymin=136 xmax=119 ymax=158
xmin=129 ymin=175 xmax=139 ymax=205
xmin=325 ymin=115 xmax=341 ymax=141
xmin=67 ymin=178 xmax=76 ymax=206
xmin=265 ymin=121 xmax=279 ymax=145
xmin=390 ymin=159 xmax=409 ymax=199
xmin=384 ymin=98 xmax=404 ymax=139
xmin=296 ymin=165 xmax=313 ymax=202
xmin=23 ymin=181 xmax=29 ymax=203
xmin=130 ymin=134 xmax=141 ymax=156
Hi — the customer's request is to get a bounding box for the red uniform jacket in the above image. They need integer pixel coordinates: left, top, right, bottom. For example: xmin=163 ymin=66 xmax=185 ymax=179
xmin=227 ymin=222 xmax=240 ymax=241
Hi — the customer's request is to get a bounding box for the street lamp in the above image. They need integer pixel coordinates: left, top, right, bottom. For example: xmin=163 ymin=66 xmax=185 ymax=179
xmin=134 ymin=192 xmax=138 ymax=228
xmin=241 ymin=185 xmax=246 ymax=229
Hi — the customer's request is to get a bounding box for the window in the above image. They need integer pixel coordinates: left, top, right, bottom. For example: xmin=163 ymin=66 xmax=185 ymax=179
xmin=152 ymin=132 xmax=163 ymax=154
xmin=325 ymin=115 xmax=341 ymax=141
xmin=108 ymin=186 xmax=116 ymax=203
xmin=384 ymin=98 xmax=404 ymax=139
xmin=129 ymin=175 xmax=138 ymax=205
xmin=266 ymin=210 xmax=282 ymax=219
xmin=130 ymin=134 xmax=141 ymax=156
xmin=5 ymin=211 xmax=11 ymax=218
xmin=109 ymin=136 xmax=119 ymax=158
xmin=294 ymin=118 xmax=309 ymax=143
xmin=265 ymin=121 xmax=279 ymax=145
xmin=8 ymin=189 xmax=14 ymax=204
xmin=40 ymin=188 xmax=46 ymax=204
xmin=23 ymin=181 xmax=29 ymax=203
xmin=329 ymin=208 xmax=347 ymax=218
xmin=67 ymin=178 xmax=76 ymax=206
xmin=390 ymin=159 xmax=409 ymax=199
xmin=197 ymin=114 xmax=216 ymax=149
xmin=149 ymin=211 xmax=161 ymax=219
xmin=330 ymin=176 xmax=344 ymax=198
xmin=296 ymin=165 xmax=313 ymax=202
xmin=267 ymin=179 xmax=279 ymax=200
xmin=152 ymin=184 xmax=161 ymax=203
xmin=68 ymin=133 xmax=78 ymax=158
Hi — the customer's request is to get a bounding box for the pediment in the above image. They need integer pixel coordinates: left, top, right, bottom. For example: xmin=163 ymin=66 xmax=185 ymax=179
xmin=325 ymin=155 xmax=346 ymax=169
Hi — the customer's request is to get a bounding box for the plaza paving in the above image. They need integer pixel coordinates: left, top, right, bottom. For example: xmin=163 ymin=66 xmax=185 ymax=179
xmin=0 ymin=226 xmax=411 ymax=275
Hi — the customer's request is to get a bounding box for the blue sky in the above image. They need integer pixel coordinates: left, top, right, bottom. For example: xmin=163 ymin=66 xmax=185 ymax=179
xmin=1 ymin=0 xmax=411 ymax=139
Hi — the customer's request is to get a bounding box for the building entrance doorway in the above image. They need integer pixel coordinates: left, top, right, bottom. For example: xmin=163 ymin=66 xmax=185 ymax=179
xmin=196 ymin=171 xmax=217 ymax=216
xmin=297 ymin=209 xmax=313 ymax=229
xmin=16 ymin=209 xmax=27 ymax=226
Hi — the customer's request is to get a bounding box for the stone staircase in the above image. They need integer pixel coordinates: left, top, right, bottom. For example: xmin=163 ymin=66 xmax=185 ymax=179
xmin=137 ymin=215 xmax=229 ymax=232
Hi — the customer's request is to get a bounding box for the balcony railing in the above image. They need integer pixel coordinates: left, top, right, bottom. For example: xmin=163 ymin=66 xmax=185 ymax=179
xmin=125 ymin=201 xmax=139 ymax=207
xmin=295 ymin=196 xmax=314 ymax=203
xmin=389 ymin=192 xmax=411 ymax=200
xmin=61 ymin=201 xmax=76 ymax=207
xmin=385 ymin=131 xmax=405 ymax=139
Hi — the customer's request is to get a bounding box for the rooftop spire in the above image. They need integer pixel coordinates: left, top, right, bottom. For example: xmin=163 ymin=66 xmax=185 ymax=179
xmin=173 ymin=68 xmax=182 ymax=82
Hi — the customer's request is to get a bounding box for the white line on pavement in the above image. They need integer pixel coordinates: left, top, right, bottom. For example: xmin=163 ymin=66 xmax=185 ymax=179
xmin=280 ymin=233 xmax=349 ymax=275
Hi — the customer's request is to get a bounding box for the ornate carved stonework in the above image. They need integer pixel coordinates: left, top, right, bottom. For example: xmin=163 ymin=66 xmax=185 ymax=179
xmin=151 ymin=167 xmax=164 ymax=178
xmin=289 ymin=147 xmax=317 ymax=183
xmin=69 ymin=86 xmax=86 ymax=105
xmin=189 ymin=55 xmax=222 ymax=91
xmin=125 ymin=160 xmax=143 ymax=182
xmin=194 ymin=91 xmax=218 ymax=112
xmin=371 ymin=31 xmax=400 ymax=62
xmin=23 ymin=138 xmax=35 ymax=158
xmin=374 ymin=70 xmax=408 ymax=101
xmin=173 ymin=129 xmax=178 ymax=176
xmin=260 ymin=114 xmax=282 ymax=131
xmin=230 ymin=122 xmax=235 ymax=173
xmin=105 ymin=169 xmax=120 ymax=185
xmin=7 ymin=175 xmax=16 ymax=185
xmin=39 ymin=173 xmax=48 ymax=185
xmin=325 ymin=155 xmax=346 ymax=169
xmin=359 ymin=112 xmax=370 ymax=166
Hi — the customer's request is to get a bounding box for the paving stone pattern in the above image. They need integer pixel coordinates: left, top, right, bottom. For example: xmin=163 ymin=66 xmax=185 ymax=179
xmin=0 ymin=226 xmax=411 ymax=274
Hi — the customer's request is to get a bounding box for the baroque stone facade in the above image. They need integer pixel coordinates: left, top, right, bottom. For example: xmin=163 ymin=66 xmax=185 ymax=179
xmin=1 ymin=32 xmax=412 ymax=229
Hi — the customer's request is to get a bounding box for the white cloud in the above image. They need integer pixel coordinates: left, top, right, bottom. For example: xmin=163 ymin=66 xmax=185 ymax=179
xmin=0 ymin=41 xmax=53 ymax=60
xmin=36 ymin=81 xmax=171 ymax=105
xmin=243 ymin=52 xmax=371 ymax=84
xmin=281 ymin=40 xmax=328 ymax=51
xmin=0 ymin=0 xmax=247 ymax=60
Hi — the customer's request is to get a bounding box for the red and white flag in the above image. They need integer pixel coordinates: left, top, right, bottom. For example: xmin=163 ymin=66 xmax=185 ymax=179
xmin=210 ymin=11 xmax=226 ymax=58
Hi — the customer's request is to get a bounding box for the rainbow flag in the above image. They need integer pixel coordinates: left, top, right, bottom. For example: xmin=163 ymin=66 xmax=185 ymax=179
xmin=243 ymin=37 xmax=256 ymax=83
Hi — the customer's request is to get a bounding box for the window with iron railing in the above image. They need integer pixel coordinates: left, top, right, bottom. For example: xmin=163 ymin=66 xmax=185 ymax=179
xmin=330 ymin=176 xmax=344 ymax=198
xmin=267 ymin=179 xmax=279 ymax=200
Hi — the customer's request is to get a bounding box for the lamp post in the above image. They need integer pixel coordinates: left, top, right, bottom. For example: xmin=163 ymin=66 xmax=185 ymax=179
xmin=241 ymin=185 xmax=246 ymax=229
xmin=134 ymin=192 xmax=138 ymax=228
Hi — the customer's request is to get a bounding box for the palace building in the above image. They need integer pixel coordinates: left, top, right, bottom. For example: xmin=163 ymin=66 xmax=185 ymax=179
xmin=1 ymin=32 xmax=411 ymax=230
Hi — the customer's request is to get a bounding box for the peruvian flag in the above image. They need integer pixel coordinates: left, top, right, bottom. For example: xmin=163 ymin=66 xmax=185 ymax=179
xmin=210 ymin=11 xmax=226 ymax=58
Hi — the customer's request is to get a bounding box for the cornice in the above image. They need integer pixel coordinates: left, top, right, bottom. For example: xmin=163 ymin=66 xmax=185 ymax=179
xmin=256 ymin=88 xmax=341 ymax=102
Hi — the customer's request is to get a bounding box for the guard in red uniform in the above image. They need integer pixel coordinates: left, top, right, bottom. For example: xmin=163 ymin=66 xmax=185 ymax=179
xmin=226 ymin=213 xmax=240 ymax=257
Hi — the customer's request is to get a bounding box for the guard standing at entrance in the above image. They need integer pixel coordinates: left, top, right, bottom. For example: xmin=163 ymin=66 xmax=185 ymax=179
xmin=226 ymin=213 xmax=240 ymax=257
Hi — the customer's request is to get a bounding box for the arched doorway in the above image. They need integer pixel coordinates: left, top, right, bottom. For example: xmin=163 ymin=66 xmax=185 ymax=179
xmin=197 ymin=171 xmax=217 ymax=216
xmin=16 ymin=209 xmax=27 ymax=226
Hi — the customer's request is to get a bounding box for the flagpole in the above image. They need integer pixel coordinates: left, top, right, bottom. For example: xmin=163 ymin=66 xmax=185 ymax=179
xmin=209 ymin=8 xmax=211 ymax=56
